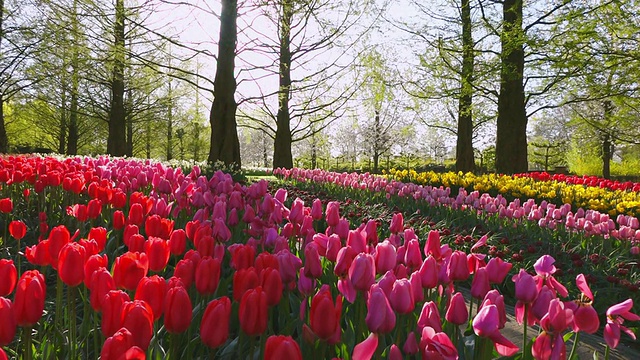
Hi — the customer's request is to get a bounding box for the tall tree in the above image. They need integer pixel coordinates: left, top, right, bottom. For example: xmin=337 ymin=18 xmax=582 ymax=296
xmin=208 ymin=0 xmax=241 ymax=168
xmin=494 ymin=0 xmax=526 ymax=174
xmin=107 ymin=0 xmax=126 ymax=156
xmin=456 ymin=0 xmax=475 ymax=172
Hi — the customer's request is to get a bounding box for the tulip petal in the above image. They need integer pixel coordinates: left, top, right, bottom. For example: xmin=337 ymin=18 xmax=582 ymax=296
xmin=489 ymin=331 xmax=519 ymax=357
xmin=576 ymin=274 xmax=593 ymax=300
xmin=352 ymin=333 xmax=378 ymax=360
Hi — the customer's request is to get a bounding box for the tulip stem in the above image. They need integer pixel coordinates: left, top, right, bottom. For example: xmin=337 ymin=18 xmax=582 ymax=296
xmin=523 ymin=305 xmax=528 ymax=360
xmin=604 ymin=345 xmax=610 ymax=360
xmin=69 ymin=285 xmax=77 ymax=360
xmin=55 ymin=277 xmax=63 ymax=349
xmin=171 ymin=332 xmax=180 ymax=359
xmin=23 ymin=326 xmax=32 ymax=360
xmin=568 ymin=331 xmax=579 ymax=360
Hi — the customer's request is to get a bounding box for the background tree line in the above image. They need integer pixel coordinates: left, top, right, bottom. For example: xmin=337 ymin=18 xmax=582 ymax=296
xmin=0 ymin=0 xmax=639 ymax=178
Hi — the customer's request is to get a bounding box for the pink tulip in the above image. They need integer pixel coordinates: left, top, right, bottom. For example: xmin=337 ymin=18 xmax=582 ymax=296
xmin=304 ymin=243 xmax=323 ymax=279
xmin=348 ymin=253 xmax=376 ymax=293
xmin=419 ymin=255 xmax=438 ymax=289
xmin=325 ymin=201 xmax=340 ymax=227
xmin=352 ymin=333 xmax=378 ymax=360
xmin=311 ymin=199 xmax=323 ymax=220
xmin=404 ymin=239 xmax=422 ymax=270
xmin=419 ymin=326 xmax=458 ymax=360
xmin=471 ymin=267 xmax=491 ymax=300
xmin=533 ymin=255 xmax=568 ymax=297
xmin=604 ymin=299 xmax=640 ymax=348
xmin=389 ymin=278 xmax=414 ymax=314
xmin=365 ymin=285 xmax=396 ymax=334
xmin=447 ymin=250 xmax=469 ymax=282
xmin=424 ymin=230 xmax=442 ymax=260
xmin=417 ymin=301 xmax=443 ymax=333
xmin=389 ymin=213 xmax=403 ymax=233
xmin=445 ymin=292 xmax=468 ymax=325
xmin=374 ymin=240 xmax=396 ymax=275
xmin=472 ymin=305 xmax=519 ymax=357
xmin=485 ymin=257 xmax=512 ymax=284
xmin=572 ymin=274 xmax=599 ymax=334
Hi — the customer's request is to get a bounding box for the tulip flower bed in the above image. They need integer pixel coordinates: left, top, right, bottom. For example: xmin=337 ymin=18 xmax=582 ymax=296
xmin=386 ymin=168 xmax=640 ymax=218
xmin=0 ymin=156 xmax=637 ymax=360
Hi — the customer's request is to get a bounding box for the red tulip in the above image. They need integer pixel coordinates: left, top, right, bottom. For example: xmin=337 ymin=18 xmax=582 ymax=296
xmin=229 ymin=243 xmax=256 ymax=270
xmin=89 ymin=268 xmax=115 ymax=311
xmin=8 ymin=220 xmax=26 ymax=240
xmin=88 ymin=227 xmax=107 ymax=252
xmin=48 ymin=225 xmax=71 ymax=266
xmin=164 ymin=285 xmax=192 ymax=334
xmin=239 ymin=286 xmax=268 ymax=336
xmin=144 ymin=236 xmax=170 ymax=272
xmin=0 ymin=297 xmax=16 ymax=346
xmin=201 ymin=296 xmax=231 ymax=348
xmin=168 ymin=229 xmax=186 ymax=255
xmin=25 ymin=240 xmax=51 ymax=266
xmin=260 ymin=267 xmax=283 ymax=306
xmin=121 ymin=300 xmax=154 ymax=350
xmin=0 ymin=347 xmax=6 ymax=360
xmin=102 ymin=290 xmax=130 ymax=337
xmin=128 ymin=203 xmax=144 ymax=225
xmin=264 ymin=335 xmax=302 ymax=360
xmin=233 ymin=267 xmax=259 ymax=302
xmin=0 ymin=260 xmax=17 ymax=296
xmin=134 ymin=275 xmax=167 ymax=321
xmin=14 ymin=270 xmax=46 ymax=326
xmin=58 ymin=242 xmax=87 ymax=287
xmin=0 ymin=198 xmax=13 ymax=213
xmin=195 ymin=256 xmax=221 ymax=296
xmin=309 ymin=285 xmax=342 ymax=343
xmin=87 ymin=198 xmax=102 ymax=219
xmin=113 ymin=252 xmax=149 ymax=291
xmin=113 ymin=210 xmax=126 ymax=230
xmin=100 ymin=327 xmax=135 ymax=360
xmin=173 ymin=259 xmax=195 ymax=289
xmin=68 ymin=204 xmax=88 ymax=222
xmin=445 ymin=292 xmax=468 ymax=326
xmin=84 ymin=254 xmax=108 ymax=288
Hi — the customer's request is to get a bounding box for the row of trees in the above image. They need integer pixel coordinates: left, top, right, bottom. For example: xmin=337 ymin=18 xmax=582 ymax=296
xmin=1 ymin=0 xmax=639 ymax=177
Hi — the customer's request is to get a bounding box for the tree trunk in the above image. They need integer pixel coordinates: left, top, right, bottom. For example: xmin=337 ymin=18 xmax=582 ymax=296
xmin=373 ymin=110 xmax=380 ymax=173
xmin=0 ymin=94 xmax=6 ymax=153
xmin=107 ymin=0 xmax=126 ymax=156
xmin=456 ymin=0 xmax=475 ymax=173
xmin=67 ymin=0 xmax=79 ymax=155
xmin=262 ymin=132 xmax=268 ymax=167
xmin=272 ymin=0 xmax=293 ymax=169
xmin=125 ymin=95 xmax=133 ymax=156
xmin=208 ymin=0 xmax=241 ymax=168
xmin=0 ymin=0 xmax=7 ymax=153
xmin=495 ymin=0 xmax=527 ymax=174
xmin=59 ymin=87 xmax=67 ymax=154
xmin=602 ymin=100 xmax=614 ymax=179
xmin=166 ymin=81 xmax=173 ymax=160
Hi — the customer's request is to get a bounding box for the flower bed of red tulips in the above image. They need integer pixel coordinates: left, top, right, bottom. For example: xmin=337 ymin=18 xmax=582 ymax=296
xmin=0 ymin=155 xmax=638 ymax=360
xmin=516 ymin=172 xmax=640 ymax=192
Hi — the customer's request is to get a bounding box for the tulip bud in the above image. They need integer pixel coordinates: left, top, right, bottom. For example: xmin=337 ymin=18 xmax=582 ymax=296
xmin=195 ymin=256 xmax=221 ymax=296
xmin=201 ymin=296 xmax=231 ymax=348
xmin=0 ymin=297 xmax=16 ymax=346
xmin=134 ymin=275 xmax=167 ymax=321
xmin=265 ymin=335 xmax=302 ymax=360
xmin=445 ymin=292 xmax=468 ymax=325
xmin=14 ymin=270 xmax=46 ymax=326
xmin=0 ymin=260 xmax=17 ymax=296
xmin=239 ymin=287 xmax=268 ymax=336
xmin=164 ymin=285 xmax=192 ymax=334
